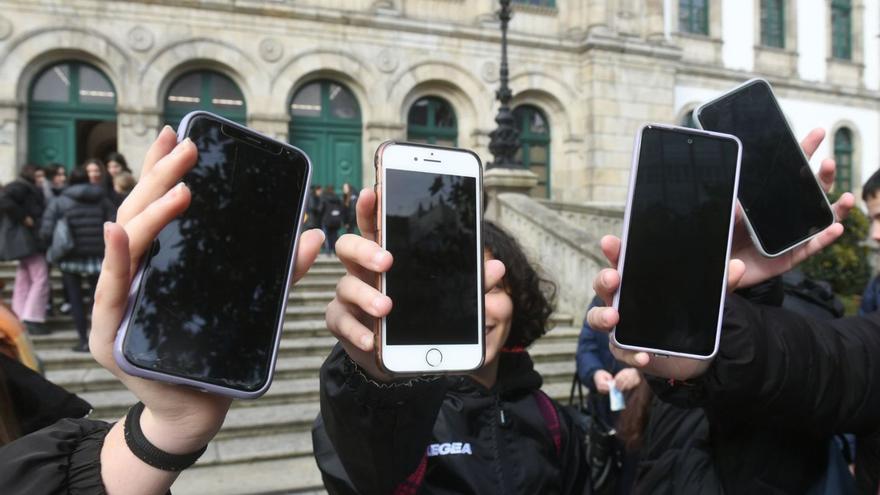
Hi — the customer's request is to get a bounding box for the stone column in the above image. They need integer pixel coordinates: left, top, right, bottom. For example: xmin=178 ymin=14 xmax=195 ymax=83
xmin=364 ymin=121 xmax=406 ymax=185
xmin=483 ymin=167 xmax=538 ymax=222
xmin=0 ymin=101 xmax=20 ymax=183
xmin=117 ymin=108 xmax=162 ymax=178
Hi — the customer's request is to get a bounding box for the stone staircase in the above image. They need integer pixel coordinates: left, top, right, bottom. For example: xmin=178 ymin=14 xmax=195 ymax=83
xmin=1 ymin=256 xmax=582 ymax=494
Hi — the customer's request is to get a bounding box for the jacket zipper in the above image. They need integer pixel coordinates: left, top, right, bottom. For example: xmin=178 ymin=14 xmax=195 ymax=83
xmin=492 ymin=394 xmax=509 ymax=494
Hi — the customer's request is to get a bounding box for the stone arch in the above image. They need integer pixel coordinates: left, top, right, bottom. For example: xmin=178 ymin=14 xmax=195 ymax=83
xmin=389 ymin=61 xmax=488 ymax=134
xmin=0 ymin=26 xmax=128 ymax=103
xmin=273 ymin=50 xmax=377 ymax=126
xmin=142 ymin=38 xmax=266 ymax=114
xmin=508 ymin=71 xmax=581 ymax=136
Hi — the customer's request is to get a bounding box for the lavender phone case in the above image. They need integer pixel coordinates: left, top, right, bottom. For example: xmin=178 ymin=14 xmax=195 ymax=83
xmin=112 ymin=111 xmax=312 ymax=399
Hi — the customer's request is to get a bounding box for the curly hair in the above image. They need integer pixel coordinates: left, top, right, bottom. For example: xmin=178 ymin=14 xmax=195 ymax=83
xmin=483 ymin=221 xmax=557 ymax=348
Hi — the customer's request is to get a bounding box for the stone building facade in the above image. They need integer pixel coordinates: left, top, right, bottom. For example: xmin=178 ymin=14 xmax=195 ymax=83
xmin=0 ymin=0 xmax=877 ymax=204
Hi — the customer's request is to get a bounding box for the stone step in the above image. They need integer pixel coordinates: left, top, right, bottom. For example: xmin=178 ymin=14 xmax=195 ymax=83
xmin=174 ymin=455 xmax=325 ymax=495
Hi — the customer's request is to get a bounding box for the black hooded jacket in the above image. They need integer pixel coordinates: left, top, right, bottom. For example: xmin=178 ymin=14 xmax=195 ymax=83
xmin=40 ymin=184 xmax=115 ymax=259
xmin=314 ymin=345 xmax=591 ymax=495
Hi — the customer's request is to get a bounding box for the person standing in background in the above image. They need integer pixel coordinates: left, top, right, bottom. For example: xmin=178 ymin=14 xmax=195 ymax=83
xmin=341 ymin=182 xmax=358 ymax=234
xmin=105 ymin=152 xmax=131 ymax=178
xmin=321 ymin=185 xmax=343 ymax=254
xmin=0 ymin=165 xmax=49 ymax=336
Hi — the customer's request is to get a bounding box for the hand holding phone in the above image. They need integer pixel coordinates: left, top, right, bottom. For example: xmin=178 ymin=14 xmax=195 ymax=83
xmin=86 ymin=126 xmax=325 ymax=493
xmin=324 ymin=188 xmax=506 ymax=381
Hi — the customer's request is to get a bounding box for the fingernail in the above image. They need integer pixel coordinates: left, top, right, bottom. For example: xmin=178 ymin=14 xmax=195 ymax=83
xmin=372 ymin=249 xmax=389 ymax=268
xmin=171 ymin=138 xmax=191 ymax=156
xmin=162 ymin=125 xmax=174 ymax=135
xmin=601 ymin=270 xmax=612 ymax=286
xmin=372 ymin=296 xmax=386 ymax=314
xmin=103 ymin=222 xmax=111 ymax=239
xmin=360 ymin=334 xmax=373 ymax=350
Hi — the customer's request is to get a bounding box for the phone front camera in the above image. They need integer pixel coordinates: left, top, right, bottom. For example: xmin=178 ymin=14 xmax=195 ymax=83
xmin=413 ymin=157 xmax=418 ymax=161
xmin=687 ymin=138 xmax=694 ymax=144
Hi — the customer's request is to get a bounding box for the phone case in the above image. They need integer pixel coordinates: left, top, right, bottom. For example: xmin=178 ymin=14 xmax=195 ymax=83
xmin=693 ymin=78 xmax=836 ymax=258
xmin=610 ymin=123 xmax=742 ymax=370
xmin=373 ymin=140 xmax=485 ymax=376
xmin=113 ymin=111 xmax=312 ymax=399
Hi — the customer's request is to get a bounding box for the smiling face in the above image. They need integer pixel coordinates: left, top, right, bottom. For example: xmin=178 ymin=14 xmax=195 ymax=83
xmin=483 ymin=252 xmax=513 ymax=369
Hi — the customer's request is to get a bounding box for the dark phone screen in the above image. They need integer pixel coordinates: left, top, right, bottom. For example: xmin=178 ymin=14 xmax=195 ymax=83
xmin=615 ymin=127 xmax=739 ymax=356
xmin=122 ymin=115 xmax=309 ymax=392
xmin=385 ymin=168 xmax=479 ymax=345
xmin=697 ymin=81 xmax=833 ymax=255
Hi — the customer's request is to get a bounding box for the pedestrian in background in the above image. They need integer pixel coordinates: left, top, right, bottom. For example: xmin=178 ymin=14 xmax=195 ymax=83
xmin=321 ymin=185 xmax=343 ymax=254
xmin=83 ymin=158 xmax=113 ymax=199
xmin=341 ymin=182 xmax=358 ymax=234
xmin=0 ymin=165 xmax=49 ymax=336
xmin=105 ymin=152 xmax=131 ymax=178
xmin=111 ymin=172 xmax=136 ymax=208
xmin=40 ymin=166 xmax=115 ymax=352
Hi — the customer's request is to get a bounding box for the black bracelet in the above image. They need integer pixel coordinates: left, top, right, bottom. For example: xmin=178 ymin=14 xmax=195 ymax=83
xmin=123 ymin=402 xmax=207 ymax=471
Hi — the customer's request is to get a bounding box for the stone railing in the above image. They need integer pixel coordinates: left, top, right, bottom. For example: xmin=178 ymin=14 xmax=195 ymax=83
xmin=489 ymin=192 xmax=611 ymax=322
xmin=538 ymin=199 xmax=625 ymax=241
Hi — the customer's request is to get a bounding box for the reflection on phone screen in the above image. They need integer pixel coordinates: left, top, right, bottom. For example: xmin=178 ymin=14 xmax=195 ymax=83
xmin=123 ymin=116 xmax=308 ymax=392
xmin=385 ymin=169 xmax=479 ymax=345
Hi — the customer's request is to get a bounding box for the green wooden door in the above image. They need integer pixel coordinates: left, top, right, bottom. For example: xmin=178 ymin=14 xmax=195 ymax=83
xmin=289 ymin=80 xmax=362 ymax=190
xmin=163 ymin=71 xmax=247 ymax=129
xmin=27 ymin=62 xmax=116 ymax=168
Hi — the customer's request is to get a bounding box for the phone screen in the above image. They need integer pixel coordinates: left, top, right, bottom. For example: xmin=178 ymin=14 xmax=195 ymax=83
xmin=697 ymin=80 xmax=833 ymax=255
xmin=384 ymin=168 xmax=479 ymax=345
xmin=122 ymin=115 xmax=309 ymax=392
xmin=615 ymin=126 xmax=739 ymax=357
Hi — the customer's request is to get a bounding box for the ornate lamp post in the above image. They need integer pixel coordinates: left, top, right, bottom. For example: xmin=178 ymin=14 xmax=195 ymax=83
xmin=487 ymin=0 xmax=521 ymax=169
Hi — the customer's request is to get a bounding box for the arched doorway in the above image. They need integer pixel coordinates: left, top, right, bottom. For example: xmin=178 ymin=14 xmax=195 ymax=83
xmin=288 ymin=80 xmax=362 ymax=190
xmin=163 ymin=70 xmax=246 ymax=129
xmin=406 ymin=96 xmax=457 ymax=147
xmin=27 ymin=61 xmax=117 ymax=168
xmin=513 ymin=104 xmax=551 ymax=198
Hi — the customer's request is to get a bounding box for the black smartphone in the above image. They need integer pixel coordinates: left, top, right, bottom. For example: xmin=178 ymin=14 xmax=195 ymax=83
xmin=695 ymin=78 xmax=835 ymax=257
xmin=612 ymin=124 xmax=741 ymax=362
xmin=114 ymin=111 xmax=311 ymax=398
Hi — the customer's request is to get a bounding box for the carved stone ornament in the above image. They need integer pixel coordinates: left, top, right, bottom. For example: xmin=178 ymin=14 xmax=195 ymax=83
xmin=0 ymin=16 xmax=12 ymax=41
xmin=376 ymin=48 xmax=399 ymax=73
xmin=128 ymin=26 xmax=154 ymax=52
xmin=259 ymin=38 xmax=283 ymax=63
xmin=481 ymin=61 xmax=499 ymax=83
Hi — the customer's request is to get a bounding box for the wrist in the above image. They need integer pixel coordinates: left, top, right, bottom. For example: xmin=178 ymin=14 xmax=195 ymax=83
xmin=139 ymin=406 xmax=222 ymax=454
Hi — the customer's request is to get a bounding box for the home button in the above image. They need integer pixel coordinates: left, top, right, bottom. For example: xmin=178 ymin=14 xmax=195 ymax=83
xmin=425 ymin=348 xmax=442 ymax=367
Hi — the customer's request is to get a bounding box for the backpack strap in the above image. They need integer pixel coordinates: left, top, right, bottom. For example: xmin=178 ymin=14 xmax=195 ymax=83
xmin=533 ymin=390 xmax=562 ymax=458
xmin=393 ymin=454 xmax=428 ymax=495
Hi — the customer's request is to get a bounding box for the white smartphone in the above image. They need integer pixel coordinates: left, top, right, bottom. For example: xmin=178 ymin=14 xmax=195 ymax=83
xmin=611 ymin=124 xmax=741 ymax=375
xmin=374 ymin=141 xmax=485 ymax=374
xmin=694 ymin=78 xmax=835 ymax=258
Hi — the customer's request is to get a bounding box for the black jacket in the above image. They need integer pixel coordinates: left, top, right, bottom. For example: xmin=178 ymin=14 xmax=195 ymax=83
xmin=638 ymin=294 xmax=880 ymax=494
xmin=0 ymin=179 xmax=45 ymax=254
xmin=314 ymin=345 xmax=591 ymax=495
xmin=40 ymin=184 xmax=115 ymax=259
xmin=321 ymin=194 xmax=344 ymax=229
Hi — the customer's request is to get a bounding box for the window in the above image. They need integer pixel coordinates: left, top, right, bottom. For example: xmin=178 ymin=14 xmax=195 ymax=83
xmin=834 ymin=127 xmax=853 ymax=192
xmin=679 ymin=0 xmax=709 ymax=35
xmin=31 ymin=62 xmax=115 ymax=106
xmin=761 ymin=0 xmax=785 ymax=48
xmin=831 ymin=0 xmax=852 ymax=60
xmin=513 ymin=105 xmax=551 ymax=198
xmin=406 ymin=97 xmax=457 ymax=147
xmin=163 ymin=71 xmax=246 ymax=128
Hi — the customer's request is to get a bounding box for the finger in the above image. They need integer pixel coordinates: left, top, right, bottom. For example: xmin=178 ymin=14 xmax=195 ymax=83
xmin=140 ymin=126 xmax=177 ymax=178
xmin=609 ymin=344 xmax=651 ymax=368
xmin=117 ymin=138 xmax=196 ymax=226
xmin=484 ymin=259 xmax=506 ymax=293
xmin=326 ymin=298 xmax=376 ymax=352
xmin=336 ymin=274 xmax=392 ymax=319
xmin=600 ymin=235 xmax=621 ymax=268
xmin=592 ymin=268 xmax=620 ymax=305
xmin=586 ymin=306 xmax=619 ymax=332
xmin=292 ymin=229 xmax=325 ymax=283
xmin=121 ymin=183 xmax=192 ymax=275
xmin=90 ymin=223 xmax=131 ymax=370
xmin=800 ymin=128 xmax=825 ymax=160
xmin=727 ymin=259 xmax=746 ymax=292
xmin=790 ymin=222 xmax=845 ymax=266
xmin=817 ymin=158 xmax=836 ymax=193
xmin=335 ymin=233 xmax=392 ymax=282
xmin=832 ymin=192 xmax=855 ymax=221
xmin=356 ymin=188 xmax=377 ymax=242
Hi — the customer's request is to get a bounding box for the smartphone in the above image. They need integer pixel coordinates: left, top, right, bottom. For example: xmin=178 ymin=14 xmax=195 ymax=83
xmin=374 ymin=141 xmax=484 ymax=374
xmin=695 ymin=78 xmax=835 ymax=257
xmin=114 ymin=111 xmax=311 ymax=399
xmin=612 ymin=124 xmax=741 ymax=365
